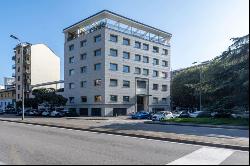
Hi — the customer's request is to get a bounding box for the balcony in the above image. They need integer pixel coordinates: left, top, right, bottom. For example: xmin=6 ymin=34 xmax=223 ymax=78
xmin=12 ymin=64 xmax=16 ymax=69
xmin=24 ymin=70 xmax=31 ymax=74
xmin=24 ymin=60 xmax=31 ymax=65
xmin=12 ymin=55 xmax=16 ymax=61
xmin=12 ymin=73 xmax=16 ymax=78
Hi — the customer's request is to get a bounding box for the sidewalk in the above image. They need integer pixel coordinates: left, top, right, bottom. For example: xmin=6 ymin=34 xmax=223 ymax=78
xmin=0 ymin=116 xmax=249 ymax=151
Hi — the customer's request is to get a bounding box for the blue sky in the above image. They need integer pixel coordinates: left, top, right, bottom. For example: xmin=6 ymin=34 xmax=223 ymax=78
xmin=0 ymin=0 xmax=249 ymax=85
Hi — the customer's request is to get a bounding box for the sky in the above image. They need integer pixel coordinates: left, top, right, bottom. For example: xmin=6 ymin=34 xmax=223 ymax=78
xmin=0 ymin=0 xmax=249 ymax=85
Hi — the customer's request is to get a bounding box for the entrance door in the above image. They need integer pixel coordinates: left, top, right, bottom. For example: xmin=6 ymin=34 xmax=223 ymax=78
xmin=137 ymin=96 xmax=145 ymax=112
xmin=79 ymin=108 xmax=88 ymax=116
xmin=91 ymin=108 xmax=102 ymax=116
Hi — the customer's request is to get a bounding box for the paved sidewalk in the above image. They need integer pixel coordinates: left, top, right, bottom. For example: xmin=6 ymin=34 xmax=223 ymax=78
xmin=0 ymin=115 xmax=249 ymax=151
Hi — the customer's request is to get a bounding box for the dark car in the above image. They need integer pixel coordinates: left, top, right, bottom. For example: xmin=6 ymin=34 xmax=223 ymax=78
xmin=131 ymin=111 xmax=150 ymax=119
xmin=0 ymin=109 xmax=5 ymax=115
xmin=178 ymin=111 xmax=190 ymax=118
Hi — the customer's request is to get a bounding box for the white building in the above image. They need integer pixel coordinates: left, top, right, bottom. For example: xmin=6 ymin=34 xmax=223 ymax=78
xmin=12 ymin=43 xmax=60 ymax=101
xmin=63 ymin=10 xmax=172 ymax=116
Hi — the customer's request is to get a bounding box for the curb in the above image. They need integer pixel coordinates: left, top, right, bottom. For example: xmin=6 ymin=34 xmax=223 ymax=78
xmin=0 ymin=119 xmax=249 ymax=152
xmin=144 ymin=121 xmax=249 ymax=130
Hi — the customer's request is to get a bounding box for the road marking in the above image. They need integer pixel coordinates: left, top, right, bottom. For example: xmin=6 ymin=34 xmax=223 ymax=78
xmin=167 ymin=147 xmax=234 ymax=165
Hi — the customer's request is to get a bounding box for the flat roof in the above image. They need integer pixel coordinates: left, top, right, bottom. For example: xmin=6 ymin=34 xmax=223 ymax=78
xmin=63 ymin=10 xmax=172 ymax=38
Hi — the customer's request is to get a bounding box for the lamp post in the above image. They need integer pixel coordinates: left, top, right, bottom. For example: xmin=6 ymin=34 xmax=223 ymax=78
xmin=10 ymin=35 xmax=25 ymax=120
xmin=192 ymin=61 xmax=202 ymax=111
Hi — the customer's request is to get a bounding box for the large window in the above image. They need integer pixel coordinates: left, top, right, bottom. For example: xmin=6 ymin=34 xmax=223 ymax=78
xmin=110 ymin=79 xmax=118 ymax=87
xmin=69 ymin=44 xmax=74 ymax=51
xmin=123 ymin=38 xmax=130 ymax=45
xmin=69 ymin=57 xmax=74 ymax=64
xmin=81 ymin=96 xmax=87 ymax=103
xmin=162 ymin=85 xmax=168 ymax=91
xmin=163 ymin=49 xmax=168 ymax=55
xmin=94 ymin=79 xmax=102 ymax=86
xmin=110 ymin=63 xmax=118 ymax=71
xmin=143 ymin=56 xmax=149 ymax=63
xmin=143 ymin=43 xmax=149 ymax=50
xmin=162 ymin=60 xmax=168 ymax=67
xmin=143 ymin=69 xmax=149 ymax=76
xmin=153 ymin=84 xmax=159 ymax=90
xmin=153 ymin=70 xmax=159 ymax=77
xmin=153 ymin=46 xmax=159 ymax=53
xmin=80 ymin=81 xmax=87 ymax=88
xmin=80 ymin=66 xmax=87 ymax=73
xmin=69 ymin=83 xmax=75 ymax=89
xmin=123 ymin=65 xmax=130 ymax=73
xmin=110 ymin=95 xmax=118 ymax=102
xmin=135 ymin=67 xmax=141 ymax=75
xmin=110 ymin=34 xmax=118 ymax=42
xmin=123 ymin=51 xmax=130 ymax=59
xmin=94 ymin=63 xmax=101 ymax=71
xmin=153 ymin=97 xmax=158 ymax=104
xmin=162 ymin=72 xmax=168 ymax=79
xmin=123 ymin=96 xmax=130 ymax=102
xmin=135 ymin=54 xmax=141 ymax=61
xmin=110 ymin=49 xmax=118 ymax=57
xmin=135 ymin=41 xmax=141 ymax=49
xmin=137 ymin=80 xmax=146 ymax=89
xmin=69 ymin=97 xmax=75 ymax=103
xmin=80 ymin=53 xmax=87 ymax=60
xmin=162 ymin=98 xmax=167 ymax=103
xmin=94 ymin=35 xmax=101 ymax=43
xmin=80 ymin=40 xmax=87 ymax=47
xmin=123 ymin=80 xmax=130 ymax=88
xmin=69 ymin=69 xmax=75 ymax=76
xmin=153 ymin=58 xmax=159 ymax=65
xmin=95 ymin=95 xmax=102 ymax=102
xmin=94 ymin=49 xmax=101 ymax=56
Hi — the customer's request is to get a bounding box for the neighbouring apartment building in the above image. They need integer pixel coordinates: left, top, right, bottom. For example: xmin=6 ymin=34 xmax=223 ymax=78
xmin=63 ymin=10 xmax=172 ymax=116
xmin=12 ymin=43 xmax=60 ymax=102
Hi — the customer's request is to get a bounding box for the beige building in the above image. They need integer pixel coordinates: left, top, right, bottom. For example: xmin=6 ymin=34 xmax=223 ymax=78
xmin=63 ymin=10 xmax=172 ymax=116
xmin=12 ymin=43 xmax=60 ymax=101
xmin=0 ymin=88 xmax=15 ymax=110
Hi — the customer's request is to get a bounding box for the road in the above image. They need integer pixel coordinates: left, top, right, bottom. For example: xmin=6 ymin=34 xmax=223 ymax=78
xmin=0 ymin=121 xmax=249 ymax=165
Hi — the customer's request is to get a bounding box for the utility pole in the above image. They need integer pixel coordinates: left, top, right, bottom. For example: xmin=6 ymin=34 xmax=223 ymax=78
xmin=10 ymin=35 xmax=25 ymax=120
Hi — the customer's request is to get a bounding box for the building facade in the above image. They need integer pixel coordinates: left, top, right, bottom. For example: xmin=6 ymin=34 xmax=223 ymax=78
xmin=12 ymin=43 xmax=60 ymax=102
xmin=0 ymin=88 xmax=15 ymax=110
xmin=63 ymin=10 xmax=172 ymax=116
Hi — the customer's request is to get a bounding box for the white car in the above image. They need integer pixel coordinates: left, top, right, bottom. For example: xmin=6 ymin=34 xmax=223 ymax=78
xmin=50 ymin=111 xmax=62 ymax=117
xmin=42 ymin=111 xmax=50 ymax=117
xmin=152 ymin=111 xmax=174 ymax=121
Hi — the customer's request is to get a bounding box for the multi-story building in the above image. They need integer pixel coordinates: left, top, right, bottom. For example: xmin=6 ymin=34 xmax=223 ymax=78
xmin=12 ymin=43 xmax=60 ymax=102
xmin=3 ymin=77 xmax=15 ymax=89
xmin=0 ymin=88 xmax=15 ymax=110
xmin=63 ymin=10 xmax=172 ymax=116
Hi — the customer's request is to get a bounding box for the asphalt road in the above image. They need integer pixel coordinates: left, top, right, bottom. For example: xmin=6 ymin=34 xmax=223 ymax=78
xmin=0 ymin=121 xmax=249 ymax=165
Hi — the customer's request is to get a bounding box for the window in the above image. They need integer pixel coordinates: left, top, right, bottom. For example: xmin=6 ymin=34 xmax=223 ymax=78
xmin=153 ymin=97 xmax=158 ymax=104
xmin=162 ymin=60 xmax=168 ymax=67
xmin=81 ymin=96 xmax=87 ymax=103
xmin=69 ymin=57 xmax=74 ymax=64
xmin=135 ymin=67 xmax=141 ymax=74
xmin=110 ymin=79 xmax=118 ymax=87
xmin=143 ymin=69 xmax=149 ymax=76
xmin=69 ymin=83 xmax=75 ymax=89
xmin=94 ymin=35 xmax=101 ymax=42
xmin=18 ymin=85 xmax=20 ymax=90
xmin=110 ymin=34 xmax=118 ymax=42
xmin=162 ymin=98 xmax=167 ymax=103
xmin=80 ymin=66 xmax=87 ymax=73
xmin=80 ymin=53 xmax=87 ymax=60
xmin=123 ymin=38 xmax=130 ymax=45
xmin=141 ymin=56 xmax=148 ymax=63
xmin=69 ymin=44 xmax=74 ymax=51
xmin=162 ymin=72 xmax=168 ymax=79
xmin=17 ymin=94 xmax=20 ymax=99
xmin=110 ymin=49 xmax=118 ymax=57
xmin=94 ymin=79 xmax=102 ymax=86
xmin=110 ymin=63 xmax=118 ymax=71
xmin=69 ymin=69 xmax=75 ymax=76
xmin=143 ymin=43 xmax=149 ymax=50
xmin=163 ymin=49 xmax=168 ymax=55
xmin=153 ymin=84 xmax=159 ymax=90
xmin=18 ymin=76 xmax=20 ymax=81
xmin=80 ymin=81 xmax=87 ymax=88
xmin=153 ymin=70 xmax=159 ymax=77
xmin=95 ymin=95 xmax=102 ymax=102
xmin=153 ymin=46 xmax=159 ymax=53
xmin=123 ymin=52 xmax=130 ymax=59
xmin=135 ymin=41 xmax=141 ymax=49
xmin=123 ymin=80 xmax=130 ymax=88
xmin=94 ymin=63 xmax=101 ymax=71
xmin=135 ymin=54 xmax=141 ymax=61
xmin=80 ymin=40 xmax=87 ymax=47
xmin=162 ymin=85 xmax=168 ymax=91
xmin=137 ymin=81 xmax=146 ymax=89
xmin=17 ymin=58 xmax=20 ymax=63
xmin=123 ymin=96 xmax=130 ymax=102
xmin=94 ymin=49 xmax=101 ymax=56
xmin=69 ymin=97 xmax=75 ymax=103
xmin=153 ymin=58 xmax=159 ymax=65
xmin=18 ymin=67 xmax=20 ymax=72
xmin=123 ymin=65 xmax=130 ymax=73
xmin=110 ymin=95 xmax=118 ymax=102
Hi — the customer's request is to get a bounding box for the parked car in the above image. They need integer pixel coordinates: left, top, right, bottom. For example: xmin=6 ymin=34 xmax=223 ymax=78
xmin=152 ymin=111 xmax=174 ymax=121
xmin=231 ymin=111 xmax=249 ymax=119
xmin=189 ymin=111 xmax=212 ymax=118
xmin=50 ymin=111 xmax=63 ymax=117
xmin=131 ymin=111 xmax=150 ymax=119
xmin=42 ymin=110 xmax=50 ymax=117
xmin=0 ymin=109 xmax=5 ymax=115
xmin=211 ymin=112 xmax=232 ymax=118
xmin=59 ymin=109 xmax=70 ymax=117
xmin=178 ymin=111 xmax=190 ymax=118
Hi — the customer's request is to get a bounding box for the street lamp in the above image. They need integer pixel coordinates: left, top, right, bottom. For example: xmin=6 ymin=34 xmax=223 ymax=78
xmin=10 ymin=35 xmax=25 ymax=120
xmin=192 ymin=61 xmax=202 ymax=111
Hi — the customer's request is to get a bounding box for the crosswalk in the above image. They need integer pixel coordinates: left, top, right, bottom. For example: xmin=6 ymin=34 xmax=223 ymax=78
xmin=167 ymin=147 xmax=235 ymax=165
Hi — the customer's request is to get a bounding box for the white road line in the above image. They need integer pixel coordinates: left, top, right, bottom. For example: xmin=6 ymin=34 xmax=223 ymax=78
xmin=167 ymin=147 xmax=234 ymax=165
